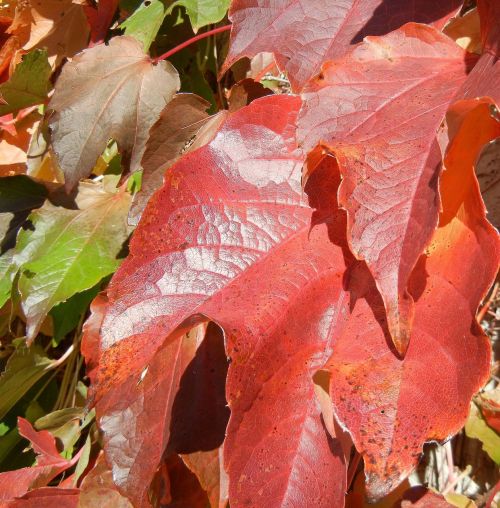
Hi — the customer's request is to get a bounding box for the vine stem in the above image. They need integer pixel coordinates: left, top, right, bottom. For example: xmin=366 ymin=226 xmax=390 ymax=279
xmin=154 ymin=25 xmax=232 ymax=63
xmin=486 ymin=478 xmax=500 ymax=508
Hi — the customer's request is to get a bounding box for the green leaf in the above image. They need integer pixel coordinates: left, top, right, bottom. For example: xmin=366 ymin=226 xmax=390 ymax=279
xmin=49 ymin=286 xmax=100 ymax=346
xmin=14 ymin=184 xmax=132 ymax=340
xmin=0 ymin=49 xmax=51 ymax=116
xmin=173 ymin=0 xmax=230 ymax=31
xmin=122 ymin=0 xmax=168 ymax=51
xmin=35 ymin=407 xmax=94 ymax=458
xmin=0 ymin=344 xmax=54 ymax=420
xmin=0 ymin=251 xmax=15 ymax=308
xmin=465 ymin=400 xmax=500 ymax=464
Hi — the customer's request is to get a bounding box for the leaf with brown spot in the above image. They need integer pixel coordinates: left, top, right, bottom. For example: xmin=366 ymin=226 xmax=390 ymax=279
xmin=298 ymin=24 xmax=471 ymax=355
xmin=323 ymin=98 xmax=499 ymax=500
xmin=82 ymin=95 xmax=348 ymax=508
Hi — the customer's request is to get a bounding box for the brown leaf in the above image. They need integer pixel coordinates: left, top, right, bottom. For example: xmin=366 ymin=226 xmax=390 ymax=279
xmin=227 ymin=78 xmax=273 ymax=112
xmin=49 ymin=36 xmax=180 ymax=190
xmin=476 ymin=137 xmax=500 ymax=229
xmin=8 ymin=0 xmax=90 ymax=67
xmin=129 ymin=93 xmax=222 ymax=225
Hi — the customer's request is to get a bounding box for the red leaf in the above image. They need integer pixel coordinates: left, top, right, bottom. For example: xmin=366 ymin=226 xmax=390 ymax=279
xmin=163 ymin=455 xmax=210 ymax=508
xmin=181 ymin=449 xmax=228 ymax=508
xmin=2 ymin=487 xmax=80 ymax=508
xmin=0 ymin=419 xmax=77 ymax=502
xmin=78 ymin=452 xmax=133 ymax=507
xmin=82 ymin=95 xmax=348 ymax=507
xmin=298 ymin=24 xmax=470 ymax=355
xmin=222 ymin=0 xmax=462 ymax=91
xmin=477 ymin=0 xmax=499 ymax=55
xmin=84 ymin=0 xmax=119 ymax=46
xmin=400 ymin=487 xmax=453 ymax=507
xmin=323 ymin=98 xmax=499 ymax=500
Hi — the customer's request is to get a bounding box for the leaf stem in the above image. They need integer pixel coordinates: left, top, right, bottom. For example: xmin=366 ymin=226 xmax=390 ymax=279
xmin=154 ymin=25 xmax=232 ymax=63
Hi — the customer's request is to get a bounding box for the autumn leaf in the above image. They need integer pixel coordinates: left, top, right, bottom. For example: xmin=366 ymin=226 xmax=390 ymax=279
xmin=82 ymin=95 xmax=347 ymax=508
xmin=458 ymin=0 xmax=499 ymax=103
xmin=222 ymin=0 xmax=462 ymax=91
xmin=78 ymin=452 xmax=133 ymax=507
xmin=298 ymin=24 xmax=470 ymax=355
xmin=49 ymin=36 xmax=180 ymax=190
xmin=2 ymin=488 xmax=80 ymax=508
xmin=13 ymin=183 xmax=131 ymax=342
xmin=84 ymin=0 xmax=119 ymax=45
xmin=0 ymin=49 xmax=50 ymax=116
xmin=323 ymin=98 xmax=499 ymax=499
xmin=181 ymin=449 xmax=227 ymax=508
xmin=0 ymin=418 xmax=79 ymax=502
xmin=443 ymin=8 xmax=482 ymax=54
xmin=8 ymin=0 xmax=90 ymax=67
xmin=129 ymin=93 xmax=224 ymax=225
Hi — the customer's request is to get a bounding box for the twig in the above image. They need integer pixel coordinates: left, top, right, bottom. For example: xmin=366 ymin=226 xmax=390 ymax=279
xmin=154 ymin=25 xmax=232 ymax=63
xmin=478 ymin=282 xmax=499 ymax=322
xmin=442 ymin=465 xmax=472 ymax=495
xmin=486 ymin=478 xmax=500 ymax=508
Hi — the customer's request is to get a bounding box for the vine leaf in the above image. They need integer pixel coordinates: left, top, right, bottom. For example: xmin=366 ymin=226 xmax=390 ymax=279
xmin=0 ymin=418 xmax=78 ymax=502
xmin=323 ymin=98 xmax=499 ymax=500
xmin=173 ymin=0 xmax=231 ymax=32
xmin=222 ymin=0 xmax=462 ymax=91
xmin=0 ymin=49 xmax=51 ymax=116
xmin=8 ymin=0 xmax=90 ymax=67
xmin=298 ymin=24 xmax=470 ymax=355
xmin=129 ymin=93 xmax=225 ymax=225
xmin=49 ymin=36 xmax=180 ymax=190
xmin=13 ymin=183 xmax=131 ymax=342
xmin=82 ymin=95 xmax=347 ymax=508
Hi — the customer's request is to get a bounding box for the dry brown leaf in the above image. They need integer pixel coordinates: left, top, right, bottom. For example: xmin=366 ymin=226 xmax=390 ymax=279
xmin=444 ymin=8 xmax=482 ymax=54
xmin=49 ymin=36 xmax=180 ymax=190
xmin=8 ymin=0 xmax=90 ymax=67
xmin=0 ymin=108 xmax=40 ymax=176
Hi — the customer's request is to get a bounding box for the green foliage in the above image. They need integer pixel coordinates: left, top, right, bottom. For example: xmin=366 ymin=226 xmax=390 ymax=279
xmin=0 ymin=344 xmax=55 ymax=421
xmin=0 ymin=50 xmax=51 ymax=116
xmin=173 ymin=0 xmax=230 ymax=31
xmin=465 ymin=399 xmax=500 ymax=464
xmin=121 ymin=0 xmax=169 ymax=51
xmin=13 ymin=185 xmax=131 ymax=340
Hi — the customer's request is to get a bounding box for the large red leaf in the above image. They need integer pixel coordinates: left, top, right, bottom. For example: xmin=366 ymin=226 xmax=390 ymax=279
xmin=82 ymin=95 xmax=348 ymax=508
xmin=298 ymin=24 xmax=470 ymax=355
xmin=323 ymin=98 xmax=499 ymax=500
xmin=222 ymin=0 xmax=462 ymax=91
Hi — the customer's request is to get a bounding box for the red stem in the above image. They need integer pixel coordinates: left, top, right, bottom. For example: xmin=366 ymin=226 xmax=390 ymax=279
xmin=154 ymin=25 xmax=232 ymax=63
xmin=486 ymin=478 xmax=500 ymax=508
